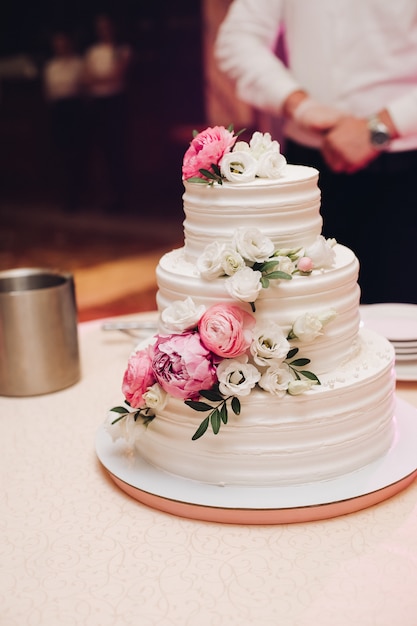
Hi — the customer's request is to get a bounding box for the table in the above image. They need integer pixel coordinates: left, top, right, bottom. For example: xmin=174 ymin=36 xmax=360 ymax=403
xmin=2 ymin=312 xmax=417 ymax=626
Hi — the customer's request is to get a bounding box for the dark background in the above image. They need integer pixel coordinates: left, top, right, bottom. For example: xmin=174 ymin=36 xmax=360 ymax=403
xmin=0 ymin=0 xmax=206 ymax=216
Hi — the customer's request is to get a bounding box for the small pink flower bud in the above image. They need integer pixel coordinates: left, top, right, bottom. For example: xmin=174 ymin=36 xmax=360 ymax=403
xmin=297 ymin=256 xmax=314 ymax=273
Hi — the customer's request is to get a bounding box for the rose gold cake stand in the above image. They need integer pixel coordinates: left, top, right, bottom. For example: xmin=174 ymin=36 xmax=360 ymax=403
xmin=96 ymin=397 xmax=417 ymax=524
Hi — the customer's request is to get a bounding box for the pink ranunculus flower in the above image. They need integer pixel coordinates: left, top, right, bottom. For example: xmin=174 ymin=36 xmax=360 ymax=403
xmin=182 ymin=126 xmax=236 ymax=181
xmin=152 ymin=332 xmax=217 ymax=400
xmin=198 ymin=303 xmax=256 ymax=359
xmin=122 ymin=344 xmax=156 ymax=409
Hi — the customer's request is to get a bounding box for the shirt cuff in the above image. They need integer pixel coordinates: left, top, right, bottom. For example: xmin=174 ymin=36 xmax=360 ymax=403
xmin=388 ymin=90 xmax=417 ymax=137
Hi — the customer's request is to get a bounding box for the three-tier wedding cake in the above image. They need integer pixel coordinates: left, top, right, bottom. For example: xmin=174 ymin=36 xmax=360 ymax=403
xmin=106 ymin=126 xmax=395 ymax=488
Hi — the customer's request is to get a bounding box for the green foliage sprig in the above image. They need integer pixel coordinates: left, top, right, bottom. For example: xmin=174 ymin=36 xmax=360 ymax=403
xmin=185 ymin=386 xmax=241 ymax=440
xmin=110 ymin=403 xmax=155 ymax=427
xmin=285 ymin=347 xmax=320 ymax=384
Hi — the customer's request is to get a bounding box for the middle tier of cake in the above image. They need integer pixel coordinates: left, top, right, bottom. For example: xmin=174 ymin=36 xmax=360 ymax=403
xmin=156 ymin=243 xmax=360 ymax=375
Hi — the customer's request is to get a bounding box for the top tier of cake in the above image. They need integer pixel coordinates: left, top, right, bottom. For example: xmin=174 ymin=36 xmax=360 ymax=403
xmin=182 ymin=164 xmax=322 ymax=262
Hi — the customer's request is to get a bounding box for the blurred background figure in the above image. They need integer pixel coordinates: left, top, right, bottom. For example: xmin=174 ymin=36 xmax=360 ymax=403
xmin=43 ymin=30 xmax=85 ymax=212
xmin=215 ymin=0 xmax=417 ymax=304
xmin=83 ymin=13 xmax=132 ymax=214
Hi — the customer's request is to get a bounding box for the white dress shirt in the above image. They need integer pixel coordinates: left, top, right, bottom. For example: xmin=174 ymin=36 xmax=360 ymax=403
xmin=215 ymin=0 xmax=417 ymax=152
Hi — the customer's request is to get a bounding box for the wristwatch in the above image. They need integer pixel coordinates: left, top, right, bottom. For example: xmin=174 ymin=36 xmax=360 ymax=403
xmin=367 ymin=116 xmax=391 ymax=150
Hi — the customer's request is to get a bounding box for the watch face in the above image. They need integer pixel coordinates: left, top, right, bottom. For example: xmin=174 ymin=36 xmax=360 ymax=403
xmin=372 ymin=130 xmax=390 ymax=146
xmin=369 ymin=118 xmax=391 ymax=149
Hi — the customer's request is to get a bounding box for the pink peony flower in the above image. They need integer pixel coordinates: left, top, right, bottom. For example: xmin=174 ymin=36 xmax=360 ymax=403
xmin=152 ymin=332 xmax=217 ymax=400
xmin=122 ymin=344 xmax=156 ymax=408
xmin=198 ymin=303 xmax=256 ymax=358
xmin=182 ymin=126 xmax=236 ymax=180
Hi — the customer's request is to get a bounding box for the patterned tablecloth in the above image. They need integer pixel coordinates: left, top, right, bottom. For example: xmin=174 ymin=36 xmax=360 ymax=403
xmin=2 ymin=312 xmax=417 ymax=626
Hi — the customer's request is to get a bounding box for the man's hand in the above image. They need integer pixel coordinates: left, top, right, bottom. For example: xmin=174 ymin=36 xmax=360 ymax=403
xmin=321 ymin=110 xmax=399 ymax=173
xmin=321 ymin=116 xmax=378 ymax=173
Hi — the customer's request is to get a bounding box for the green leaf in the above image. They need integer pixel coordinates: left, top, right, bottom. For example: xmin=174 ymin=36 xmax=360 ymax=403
xmin=220 ymin=402 xmax=228 ymax=424
xmin=185 ymin=400 xmax=213 ymax=412
xmin=200 ymin=389 xmax=224 ymax=402
xmin=192 ymin=129 xmax=199 ymax=137
xmin=261 ymin=276 xmax=270 ymax=288
xmin=234 ymin=127 xmax=246 ymax=138
xmin=211 ymin=409 xmax=221 ymax=434
xmin=264 ymin=271 xmax=292 ymax=281
xmin=290 ymin=358 xmax=310 ymax=367
xmin=286 ymin=347 xmax=299 ymax=359
xmin=110 ymin=406 xmax=129 ymax=414
xmin=212 ymin=163 xmax=222 ymax=177
xmin=259 ymin=260 xmax=280 ymax=273
xmin=199 ymin=168 xmax=219 ymax=181
xmin=300 ymin=371 xmax=321 ymax=384
xmin=186 ymin=176 xmax=208 ymax=184
xmin=192 ymin=417 xmax=210 ymax=440
xmin=231 ymin=396 xmax=241 ymax=415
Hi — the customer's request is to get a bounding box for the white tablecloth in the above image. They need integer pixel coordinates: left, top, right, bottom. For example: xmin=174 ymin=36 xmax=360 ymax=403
xmin=2 ymin=312 xmax=417 ymax=626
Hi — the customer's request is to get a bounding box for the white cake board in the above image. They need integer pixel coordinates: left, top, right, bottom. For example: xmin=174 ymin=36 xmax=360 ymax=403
xmin=95 ymin=397 xmax=417 ymax=524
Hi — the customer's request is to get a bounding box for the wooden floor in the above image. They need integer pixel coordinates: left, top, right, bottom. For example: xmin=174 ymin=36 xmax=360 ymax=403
xmin=0 ymin=202 xmax=184 ymax=322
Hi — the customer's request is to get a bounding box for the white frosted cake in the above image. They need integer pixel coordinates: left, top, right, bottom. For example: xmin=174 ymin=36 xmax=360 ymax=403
xmin=107 ymin=126 xmax=395 ymax=487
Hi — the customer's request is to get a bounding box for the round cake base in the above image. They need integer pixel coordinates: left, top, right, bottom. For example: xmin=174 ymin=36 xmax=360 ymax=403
xmin=96 ymin=397 xmax=417 ymax=524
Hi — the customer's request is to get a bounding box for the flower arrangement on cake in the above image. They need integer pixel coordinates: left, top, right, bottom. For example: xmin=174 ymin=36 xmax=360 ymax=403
xmin=196 ymin=226 xmax=336 ymax=312
xmin=109 ymin=297 xmax=336 ymax=442
xmin=182 ymin=125 xmax=287 ymax=184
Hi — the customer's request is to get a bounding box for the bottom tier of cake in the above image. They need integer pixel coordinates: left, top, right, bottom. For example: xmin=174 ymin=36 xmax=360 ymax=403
xmin=134 ymin=329 xmax=395 ymax=487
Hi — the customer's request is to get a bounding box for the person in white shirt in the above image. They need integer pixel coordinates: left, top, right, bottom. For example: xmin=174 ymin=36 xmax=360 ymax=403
xmin=215 ymin=0 xmax=417 ymax=304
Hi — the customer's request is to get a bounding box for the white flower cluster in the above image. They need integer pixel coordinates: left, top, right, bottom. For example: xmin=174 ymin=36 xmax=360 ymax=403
xmin=197 ymin=228 xmax=336 ymax=306
xmin=220 ymin=131 xmax=287 ymax=182
xmin=215 ymin=310 xmax=336 ymax=399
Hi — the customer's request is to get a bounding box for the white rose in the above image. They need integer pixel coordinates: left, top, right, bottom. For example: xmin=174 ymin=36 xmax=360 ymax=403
xmin=256 ymin=150 xmax=287 ymax=178
xmin=143 ymin=383 xmax=168 ymax=411
xmin=220 ymin=246 xmax=246 ymax=276
xmin=304 ymin=235 xmax=336 ymax=269
xmin=258 ymin=364 xmax=292 ymax=397
xmin=249 ymin=131 xmax=276 ymax=158
xmin=220 ymin=150 xmax=258 ymax=182
xmin=317 ymin=308 xmax=337 ymax=326
xmin=197 ymin=241 xmax=227 ymax=279
xmin=291 ymin=312 xmax=324 ymax=343
xmin=225 ymin=266 xmax=263 ymax=303
xmin=274 ymin=255 xmax=296 ymax=275
xmin=105 ymin=409 xmax=147 ymax=446
xmin=233 ymin=140 xmax=250 ymax=152
xmin=217 ymin=355 xmax=261 ymax=397
xmin=232 ymin=227 xmax=275 ymax=262
xmin=287 ymin=379 xmax=316 ymax=395
xmin=250 ymin=323 xmax=290 ymax=366
xmin=161 ymin=297 xmax=206 ymax=332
